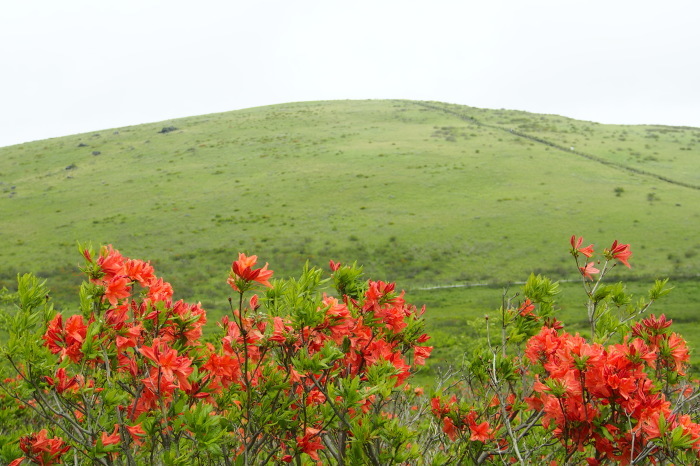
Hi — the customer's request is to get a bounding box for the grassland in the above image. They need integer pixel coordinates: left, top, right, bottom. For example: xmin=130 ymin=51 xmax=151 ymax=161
xmin=1 ymin=99 xmax=699 ymax=367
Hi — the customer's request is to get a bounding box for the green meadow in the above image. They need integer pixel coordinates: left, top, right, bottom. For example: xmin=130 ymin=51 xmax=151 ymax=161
xmin=1 ymin=99 xmax=699 ymax=367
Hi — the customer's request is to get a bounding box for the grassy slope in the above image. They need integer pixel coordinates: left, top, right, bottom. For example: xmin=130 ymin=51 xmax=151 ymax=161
xmin=1 ymin=99 xmax=699 ymax=362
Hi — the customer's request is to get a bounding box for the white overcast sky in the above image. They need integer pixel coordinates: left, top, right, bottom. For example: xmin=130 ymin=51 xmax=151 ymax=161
xmin=1 ymin=0 xmax=698 ymax=148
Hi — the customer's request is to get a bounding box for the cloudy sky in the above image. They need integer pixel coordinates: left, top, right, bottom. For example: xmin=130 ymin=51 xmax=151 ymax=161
xmin=1 ymin=0 xmax=698 ymax=148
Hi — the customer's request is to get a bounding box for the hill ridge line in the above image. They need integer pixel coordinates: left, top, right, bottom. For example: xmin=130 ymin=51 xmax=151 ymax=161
xmin=405 ymin=100 xmax=700 ymax=191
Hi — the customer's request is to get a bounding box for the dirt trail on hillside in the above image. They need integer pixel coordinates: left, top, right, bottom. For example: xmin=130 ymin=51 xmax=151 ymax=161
xmin=406 ymin=100 xmax=700 ymax=191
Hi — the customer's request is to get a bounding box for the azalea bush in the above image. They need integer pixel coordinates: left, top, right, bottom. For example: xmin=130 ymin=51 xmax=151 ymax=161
xmin=426 ymin=237 xmax=700 ymax=465
xmin=0 ymin=236 xmax=698 ymax=465
xmin=0 ymin=247 xmax=432 ymax=465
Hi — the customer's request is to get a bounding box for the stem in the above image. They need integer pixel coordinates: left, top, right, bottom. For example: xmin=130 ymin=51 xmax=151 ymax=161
xmin=574 ymin=253 xmax=615 ymax=340
xmin=557 ymin=397 xmax=570 ymax=451
xmin=487 ymin=363 xmax=525 ymax=465
xmin=115 ymin=407 xmax=137 ymax=466
xmin=308 ymin=374 xmax=352 ymax=431
xmin=232 ymin=292 xmax=253 ymax=466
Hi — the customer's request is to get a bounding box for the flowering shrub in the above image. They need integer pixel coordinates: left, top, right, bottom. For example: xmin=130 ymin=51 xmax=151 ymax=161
xmin=426 ymin=237 xmax=700 ymax=465
xmin=0 ymin=237 xmax=698 ymax=465
xmin=0 ymin=246 xmax=432 ymax=464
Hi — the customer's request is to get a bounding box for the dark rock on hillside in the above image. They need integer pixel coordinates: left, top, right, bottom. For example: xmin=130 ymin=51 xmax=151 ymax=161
xmin=92 ymin=151 xmax=101 ymax=156
xmin=159 ymin=126 xmax=178 ymax=134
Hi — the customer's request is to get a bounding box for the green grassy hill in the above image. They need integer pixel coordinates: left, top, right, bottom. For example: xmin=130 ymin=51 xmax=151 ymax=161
xmin=2 ymin=99 xmax=699 ymax=364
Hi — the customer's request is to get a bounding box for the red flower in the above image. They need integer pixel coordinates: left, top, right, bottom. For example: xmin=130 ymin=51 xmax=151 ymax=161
xmin=139 ymin=339 xmax=194 ymax=391
xmin=627 ymin=338 xmax=657 ymax=368
xmin=469 ymin=420 xmax=492 ymax=442
xmin=579 ymin=262 xmax=600 ymax=281
xmin=375 ymin=303 xmax=408 ymax=333
xmin=42 ymin=314 xmax=87 ymax=363
xmin=44 ymin=368 xmax=82 ymax=394
xmin=413 ymin=345 xmax=433 ymax=366
xmin=123 ymin=258 xmax=155 ymax=287
xmin=228 ymin=253 xmax=274 ymax=291
xmin=125 ymin=423 xmax=146 ymax=446
xmin=248 ymin=294 xmax=260 ymax=310
xmin=13 ymin=429 xmax=70 ymax=466
xmin=570 ymin=235 xmax=594 ymax=258
xmin=98 ymin=425 xmax=120 ymax=447
xmin=296 ymin=427 xmax=324 ymax=460
xmin=96 ymin=245 xmax=125 ymax=279
xmin=305 ymin=389 xmax=327 ymax=406
xmin=430 ymin=395 xmax=457 ymax=417
xmin=605 ymin=240 xmax=632 ymax=268
xmin=146 ymin=277 xmax=173 ymax=303
xmin=104 ymin=275 xmax=131 ymax=305
xmin=329 ymin=260 xmax=341 ymax=271
xmin=442 ymin=416 xmax=458 ymax=441
xmin=518 ymin=298 xmax=535 ymax=317
xmin=320 ymin=295 xmax=354 ymax=342
xmin=666 ymin=333 xmax=690 ymax=375
xmin=269 ymin=316 xmax=290 ymax=343
xmin=632 ymin=314 xmax=672 ymax=341
xmin=363 ymin=280 xmax=396 ymax=312
xmin=524 ymin=326 xmax=562 ymax=364
xmin=201 ymin=351 xmax=241 ymax=387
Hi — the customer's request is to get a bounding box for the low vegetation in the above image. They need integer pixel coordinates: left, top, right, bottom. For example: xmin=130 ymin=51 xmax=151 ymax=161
xmin=0 ymin=237 xmax=698 ymax=464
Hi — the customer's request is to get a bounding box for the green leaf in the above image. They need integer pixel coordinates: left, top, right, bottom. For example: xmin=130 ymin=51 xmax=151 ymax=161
xmin=649 ymin=278 xmax=673 ymax=301
xmin=332 ymin=262 xmax=365 ymax=300
xmin=670 ymin=425 xmax=694 ymax=449
xmin=522 ymin=273 xmax=559 ymax=305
